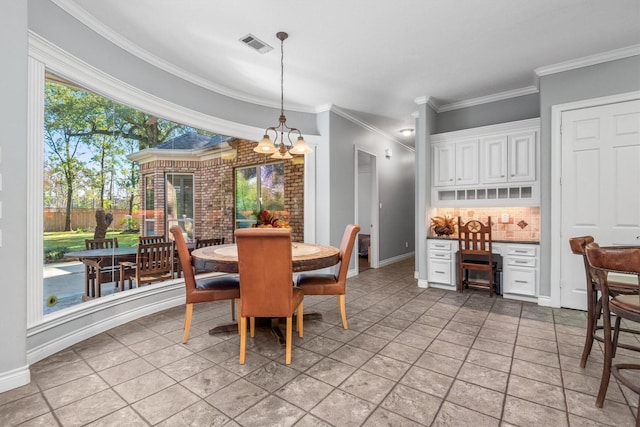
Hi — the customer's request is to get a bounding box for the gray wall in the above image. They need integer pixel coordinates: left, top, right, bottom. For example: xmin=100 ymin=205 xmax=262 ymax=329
xmin=28 ymin=0 xmax=318 ymax=136
xmin=538 ymin=55 xmax=640 ymax=297
xmin=0 ymin=1 xmax=29 ymax=390
xmin=329 ymin=113 xmax=415 ymax=262
xmin=436 ymin=93 xmax=540 ymax=134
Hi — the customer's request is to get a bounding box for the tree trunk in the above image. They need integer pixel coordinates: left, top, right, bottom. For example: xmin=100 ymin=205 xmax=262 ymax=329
xmin=65 ymin=184 xmax=73 ymax=232
xmin=94 ymin=209 xmax=113 ymax=239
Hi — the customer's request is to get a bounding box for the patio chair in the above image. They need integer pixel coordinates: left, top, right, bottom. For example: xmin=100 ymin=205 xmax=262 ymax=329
xmin=119 ymin=241 xmax=175 ymax=290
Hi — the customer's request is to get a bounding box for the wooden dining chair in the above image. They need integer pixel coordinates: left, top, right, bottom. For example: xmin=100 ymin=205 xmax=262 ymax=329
xmin=585 ymin=243 xmax=640 ymax=422
xmin=569 ymin=236 xmax=639 ymax=368
xmin=457 ymin=216 xmax=498 ymax=297
xmin=235 ymin=228 xmax=304 ymax=365
xmin=119 ymin=241 xmax=175 ymax=291
xmin=296 ymin=224 xmax=361 ymax=329
xmin=83 ymin=238 xmax=119 ymax=298
xmin=139 ymin=235 xmax=166 ymax=244
xmin=170 ymin=226 xmax=240 ymax=343
xmin=194 ymin=237 xmax=226 ymax=275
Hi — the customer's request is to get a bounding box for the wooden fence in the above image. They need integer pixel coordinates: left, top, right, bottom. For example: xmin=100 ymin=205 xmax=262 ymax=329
xmin=44 ymin=208 xmax=132 ymax=232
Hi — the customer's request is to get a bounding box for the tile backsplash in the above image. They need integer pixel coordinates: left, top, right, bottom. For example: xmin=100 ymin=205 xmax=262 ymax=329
xmin=429 ymin=207 xmax=540 ymax=241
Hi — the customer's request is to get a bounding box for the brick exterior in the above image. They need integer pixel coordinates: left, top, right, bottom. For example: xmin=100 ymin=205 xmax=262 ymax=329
xmin=139 ymin=139 xmax=305 ymax=242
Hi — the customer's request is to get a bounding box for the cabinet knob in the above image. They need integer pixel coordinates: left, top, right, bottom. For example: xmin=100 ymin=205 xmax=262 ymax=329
xmin=449 ymin=179 xmax=453 ymax=181
xmin=457 ymin=178 xmax=461 ymax=180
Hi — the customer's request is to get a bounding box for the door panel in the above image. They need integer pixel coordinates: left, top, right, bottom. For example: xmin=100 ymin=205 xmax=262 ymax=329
xmin=560 ymin=99 xmax=640 ymax=310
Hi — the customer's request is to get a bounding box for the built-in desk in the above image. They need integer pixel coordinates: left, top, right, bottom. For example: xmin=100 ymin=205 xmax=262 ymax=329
xmin=425 ymin=236 xmax=540 ymax=302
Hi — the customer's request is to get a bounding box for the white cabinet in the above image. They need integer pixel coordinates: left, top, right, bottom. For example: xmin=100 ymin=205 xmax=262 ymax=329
xmin=431 ymin=118 xmax=540 ymax=206
xmin=426 ymin=239 xmax=456 ymax=290
xmin=481 ymin=131 xmax=536 ymax=184
xmin=503 ymin=244 xmax=538 ymax=299
xmin=433 ymin=140 xmax=478 ymax=187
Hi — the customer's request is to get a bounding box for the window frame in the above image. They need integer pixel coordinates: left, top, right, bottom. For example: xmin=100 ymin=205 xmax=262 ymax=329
xmin=26 ymin=32 xmax=314 ymax=331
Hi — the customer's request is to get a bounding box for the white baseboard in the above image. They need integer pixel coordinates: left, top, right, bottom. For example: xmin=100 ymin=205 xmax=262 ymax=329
xmin=0 ymin=365 xmax=30 ymax=394
xmin=379 ymin=251 xmax=415 ymax=268
xmin=537 ymin=296 xmax=552 ymax=307
xmin=417 ymin=279 xmax=429 ymax=288
xmin=27 ymin=295 xmax=184 ymax=365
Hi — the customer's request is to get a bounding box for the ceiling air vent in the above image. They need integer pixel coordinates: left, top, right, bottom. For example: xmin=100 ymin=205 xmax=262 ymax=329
xmin=239 ymin=34 xmax=273 ymax=54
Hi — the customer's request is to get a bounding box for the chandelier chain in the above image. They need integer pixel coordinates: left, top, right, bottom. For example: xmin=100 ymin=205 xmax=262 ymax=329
xmin=280 ymin=36 xmax=285 ymax=118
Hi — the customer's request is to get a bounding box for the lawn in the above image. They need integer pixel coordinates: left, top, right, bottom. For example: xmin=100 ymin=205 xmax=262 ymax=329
xmin=44 ymin=231 xmax=140 ymax=263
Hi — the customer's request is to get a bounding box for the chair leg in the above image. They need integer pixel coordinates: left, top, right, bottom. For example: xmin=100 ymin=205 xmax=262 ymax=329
xmin=297 ymin=301 xmax=304 ymax=337
xmin=285 ymin=316 xmax=293 ymax=365
xmin=182 ymin=303 xmax=193 ymax=344
xmin=581 ymin=289 xmax=597 ymax=368
xmin=596 ymin=297 xmax=613 ymax=408
xmin=338 ymin=295 xmax=348 ymax=329
xmin=250 ymin=317 xmax=255 ymax=337
xmin=231 ymin=299 xmax=236 ymax=321
xmin=612 ymin=315 xmax=622 ymax=358
xmin=239 ymin=316 xmax=247 ymax=364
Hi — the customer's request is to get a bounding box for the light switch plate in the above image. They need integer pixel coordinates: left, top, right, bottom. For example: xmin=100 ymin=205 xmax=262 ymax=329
xmin=501 ymin=213 xmax=509 ymax=223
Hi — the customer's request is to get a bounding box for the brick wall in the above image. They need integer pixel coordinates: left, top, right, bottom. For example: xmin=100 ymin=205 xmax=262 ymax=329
xmin=139 ymin=139 xmax=305 ymax=242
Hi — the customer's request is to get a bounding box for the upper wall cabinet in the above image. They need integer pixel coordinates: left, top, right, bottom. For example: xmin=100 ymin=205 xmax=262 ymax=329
xmin=433 ymin=140 xmax=479 ymax=187
xmin=481 ymin=131 xmax=536 ymax=184
xmin=431 ymin=118 xmax=540 ymax=206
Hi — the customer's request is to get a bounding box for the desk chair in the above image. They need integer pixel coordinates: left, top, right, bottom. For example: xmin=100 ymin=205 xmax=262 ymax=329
xmin=296 ymin=224 xmax=361 ymax=329
xmin=569 ymin=236 xmax=639 ymax=368
xmin=585 ymin=243 xmax=640 ymax=424
xmin=457 ymin=216 xmax=497 ymax=297
xmin=83 ymin=238 xmax=119 ymax=298
xmin=170 ymin=226 xmax=240 ymax=343
xmin=235 ymin=228 xmax=303 ymax=365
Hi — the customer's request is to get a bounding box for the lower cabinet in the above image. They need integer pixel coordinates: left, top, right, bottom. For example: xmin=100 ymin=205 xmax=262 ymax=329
xmin=502 ymin=244 xmax=538 ymax=300
xmin=426 ymin=239 xmax=539 ymax=301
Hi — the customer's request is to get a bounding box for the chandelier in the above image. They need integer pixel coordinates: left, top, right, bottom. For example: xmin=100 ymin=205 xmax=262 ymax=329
xmin=253 ymin=32 xmax=312 ymax=159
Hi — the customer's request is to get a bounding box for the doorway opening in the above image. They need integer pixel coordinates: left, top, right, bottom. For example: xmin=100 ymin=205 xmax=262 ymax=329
xmin=355 ymin=148 xmax=378 ymax=274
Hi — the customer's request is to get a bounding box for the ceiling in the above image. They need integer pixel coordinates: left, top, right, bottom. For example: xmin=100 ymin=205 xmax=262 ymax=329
xmin=59 ymin=0 xmax=640 ymax=146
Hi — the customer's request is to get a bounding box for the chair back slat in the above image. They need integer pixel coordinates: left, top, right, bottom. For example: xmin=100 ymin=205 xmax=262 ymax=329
xmin=458 ymin=216 xmax=492 ymax=256
xmin=336 ymin=224 xmax=361 ymax=282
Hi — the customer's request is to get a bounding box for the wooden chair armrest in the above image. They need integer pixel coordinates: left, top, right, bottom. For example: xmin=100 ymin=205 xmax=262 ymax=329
xmin=81 ymin=259 xmax=101 ymax=269
xmin=119 ymin=261 xmax=136 ymax=268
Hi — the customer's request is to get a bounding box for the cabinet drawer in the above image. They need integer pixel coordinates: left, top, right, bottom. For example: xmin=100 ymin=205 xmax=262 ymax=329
xmin=429 ymin=240 xmax=452 ymax=251
xmin=504 ymin=267 xmax=536 ymax=296
xmin=430 ymin=250 xmax=451 ymax=260
xmin=507 ymin=257 xmax=536 ymax=268
xmin=428 ymin=259 xmax=452 ymax=284
xmin=507 ymin=246 xmax=537 ymax=257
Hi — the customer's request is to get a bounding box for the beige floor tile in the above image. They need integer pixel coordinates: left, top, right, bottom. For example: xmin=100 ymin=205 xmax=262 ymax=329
xmin=54 ymin=389 xmax=127 ymax=427
xmin=381 ymin=384 xmax=441 ymax=425
xmin=43 ymin=373 xmax=109 ymax=409
xmin=510 ymin=358 xmax=562 ymax=386
xmin=446 ymin=380 xmax=504 ymax=419
xmin=155 ymin=400 xmax=229 ymax=427
xmin=0 ymin=393 xmax=50 ymax=427
xmin=565 ymin=389 xmax=637 ymax=427
xmin=433 ymin=401 xmax=500 ymax=427
xmin=339 ymin=370 xmax=396 ymax=404
xmin=400 ymin=365 xmax=454 ymax=398
xmin=503 ymin=395 xmax=568 ymax=426
xmin=458 ymin=363 xmax=509 ymax=393
xmin=234 ymin=395 xmax=305 ymax=427
xmin=113 ymin=369 xmax=175 ymax=403
xmin=131 ymin=384 xmax=200 ymax=425
xmin=507 ymin=375 xmax=566 ymax=410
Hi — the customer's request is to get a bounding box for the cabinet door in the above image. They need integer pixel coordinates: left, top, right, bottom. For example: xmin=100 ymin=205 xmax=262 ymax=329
xmin=508 ymin=132 xmax=536 ymax=182
xmin=455 ymin=140 xmax=479 ymax=185
xmin=481 ymin=136 xmax=508 ymax=184
xmin=503 ymin=266 xmax=536 ymax=296
xmin=433 ymin=143 xmax=456 ymax=187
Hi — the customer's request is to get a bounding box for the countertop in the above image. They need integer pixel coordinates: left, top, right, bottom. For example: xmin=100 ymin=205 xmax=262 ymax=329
xmin=427 ymin=235 xmax=539 ymax=245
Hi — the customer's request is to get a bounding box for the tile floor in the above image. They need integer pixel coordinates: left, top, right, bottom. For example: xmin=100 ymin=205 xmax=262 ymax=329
xmin=1 ymin=258 xmax=639 ymax=426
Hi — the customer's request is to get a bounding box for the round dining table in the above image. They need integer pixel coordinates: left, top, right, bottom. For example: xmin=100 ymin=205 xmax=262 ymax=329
xmin=191 ymin=242 xmax=341 ymax=274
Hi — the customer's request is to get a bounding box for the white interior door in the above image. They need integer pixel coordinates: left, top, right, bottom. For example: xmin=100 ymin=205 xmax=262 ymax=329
xmin=355 ymin=148 xmax=379 ymax=272
xmin=560 ymin=99 xmax=640 ymax=310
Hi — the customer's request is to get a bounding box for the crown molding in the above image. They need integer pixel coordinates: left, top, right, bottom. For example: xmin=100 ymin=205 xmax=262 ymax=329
xmin=50 ymin=0 xmax=316 ymax=114
xmin=535 ymin=44 xmax=640 ymax=78
xmin=431 ymin=117 xmax=540 ymax=141
xmin=436 ymin=86 xmax=539 ymax=113
xmin=329 ymin=106 xmax=415 ymax=152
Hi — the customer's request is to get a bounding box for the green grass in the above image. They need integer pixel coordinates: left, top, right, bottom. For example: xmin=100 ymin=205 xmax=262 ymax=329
xmin=43 ymin=231 xmax=140 ymax=263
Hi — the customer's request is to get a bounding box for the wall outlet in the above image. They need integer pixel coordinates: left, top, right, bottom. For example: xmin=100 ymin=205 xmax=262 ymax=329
xmin=405 ymin=241 xmax=409 ymax=248
xmin=501 ymin=213 xmax=509 ymax=223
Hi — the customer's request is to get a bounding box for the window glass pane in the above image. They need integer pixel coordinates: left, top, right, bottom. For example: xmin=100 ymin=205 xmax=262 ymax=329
xmin=235 ymin=167 xmax=258 ymax=228
xmin=166 ymin=174 xmax=195 ymax=241
xmin=261 ymin=163 xmax=285 ymax=212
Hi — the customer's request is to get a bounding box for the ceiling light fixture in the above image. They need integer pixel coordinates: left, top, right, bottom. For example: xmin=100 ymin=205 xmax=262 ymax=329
xmin=254 ymin=32 xmax=312 ymax=159
xmin=400 ymin=128 xmax=414 ymax=137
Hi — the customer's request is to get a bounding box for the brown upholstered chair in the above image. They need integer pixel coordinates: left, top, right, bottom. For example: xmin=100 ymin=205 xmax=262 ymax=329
xmin=585 ymin=243 xmax=640 ymax=422
xmin=457 ymin=216 xmax=497 ymax=297
xmin=170 ymin=226 xmax=240 ymax=343
xmin=83 ymin=238 xmax=121 ymax=298
xmin=569 ymin=236 xmax=639 ymax=368
xmin=119 ymin=241 xmax=175 ymax=290
xmin=235 ymin=228 xmax=303 ymax=365
xmin=296 ymin=224 xmax=361 ymax=329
